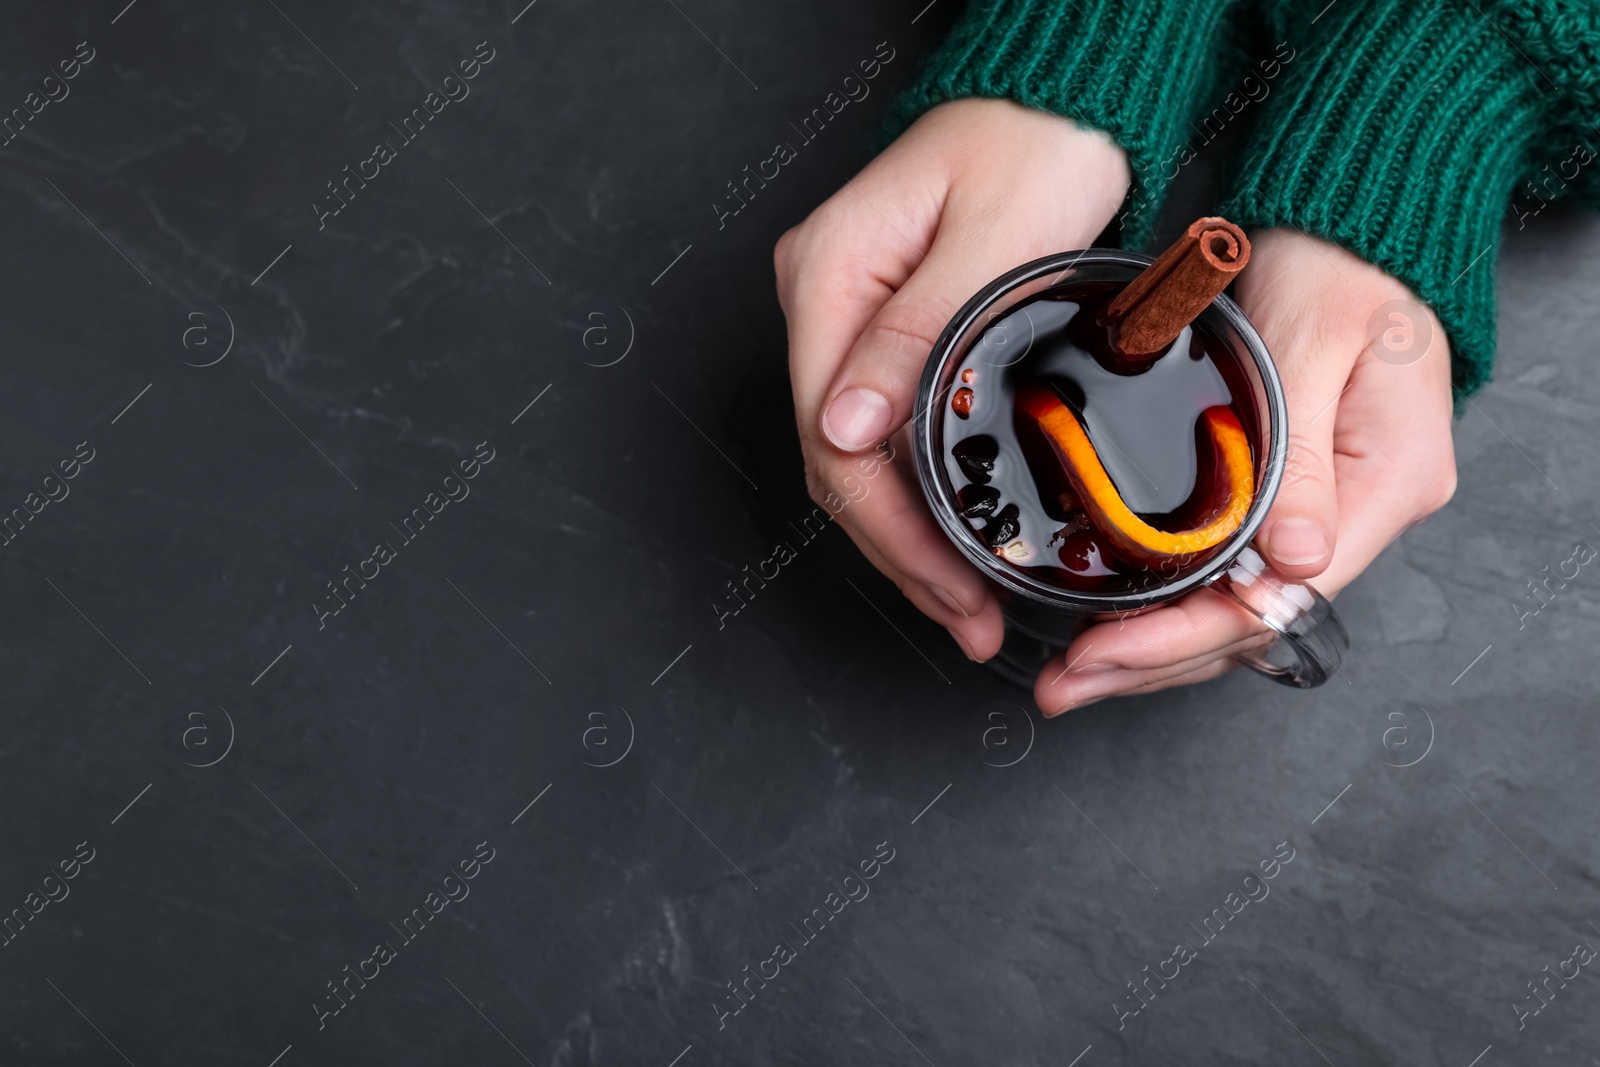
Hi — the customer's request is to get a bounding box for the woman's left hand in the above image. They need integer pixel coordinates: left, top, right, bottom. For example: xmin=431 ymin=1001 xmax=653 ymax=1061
xmin=1035 ymin=228 xmax=1458 ymax=714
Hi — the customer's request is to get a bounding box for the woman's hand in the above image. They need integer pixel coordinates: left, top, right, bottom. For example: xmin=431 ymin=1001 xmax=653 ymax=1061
xmin=1036 ymin=229 xmax=1458 ymax=714
xmin=775 ymin=99 xmax=1131 ymax=662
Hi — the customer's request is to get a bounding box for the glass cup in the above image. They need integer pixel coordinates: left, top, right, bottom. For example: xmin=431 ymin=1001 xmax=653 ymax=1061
xmin=912 ymin=249 xmax=1348 ymax=689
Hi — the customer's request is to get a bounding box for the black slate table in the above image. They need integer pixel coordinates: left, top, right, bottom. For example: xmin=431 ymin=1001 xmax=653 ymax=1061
xmin=3 ymin=2 xmax=1598 ymax=1064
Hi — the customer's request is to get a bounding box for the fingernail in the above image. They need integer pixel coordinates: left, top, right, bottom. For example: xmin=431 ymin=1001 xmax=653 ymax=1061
xmin=1050 ymin=670 xmax=1125 ymax=714
xmin=1076 ymin=660 xmax=1118 ymax=674
xmin=823 ymin=388 xmax=892 ymax=452
xmin=1267 ymin=518 xmax=1329 ymax=567
xmin=951 ymin=630 xmax=979 ymax=662
xmin=931 ymin=585 xmax=971 ymax=618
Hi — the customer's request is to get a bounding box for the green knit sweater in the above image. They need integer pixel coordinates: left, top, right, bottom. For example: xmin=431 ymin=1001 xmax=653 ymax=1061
xmin=890 ymin=0 xmax=1600 ymax=396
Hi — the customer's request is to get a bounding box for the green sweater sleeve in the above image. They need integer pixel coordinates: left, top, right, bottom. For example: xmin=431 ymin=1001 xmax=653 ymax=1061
xmin=887 ymin=0 xmax=1239 ymax=245
xmin=1220 ymin=0 xmax=1600 ymax=397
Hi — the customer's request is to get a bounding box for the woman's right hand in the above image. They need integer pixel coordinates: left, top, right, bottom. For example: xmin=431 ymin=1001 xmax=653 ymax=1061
xmin=1035 ymin=230 xmax=1457 ymax=713
xmin=775 ymin=98 xmax=1131 ymax=662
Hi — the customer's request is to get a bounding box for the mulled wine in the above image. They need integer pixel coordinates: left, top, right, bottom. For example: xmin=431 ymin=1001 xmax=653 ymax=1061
xmin=939 ymin=279 xmax=1262 ymax=595
xmin=915 ymin=234 xmax=1349 ymax=689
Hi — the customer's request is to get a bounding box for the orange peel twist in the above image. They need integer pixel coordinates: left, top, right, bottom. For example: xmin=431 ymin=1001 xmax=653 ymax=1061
xmin=1017 ymin=384 xmax=1255 ymax=561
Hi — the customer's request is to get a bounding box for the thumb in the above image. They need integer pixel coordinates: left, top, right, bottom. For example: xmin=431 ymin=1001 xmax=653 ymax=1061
xmin=819 ymin=204 xmax=1109 ymax=453
xmin=1266 ymin=422 xmax=1339 ymax=578
xmin=1255 ymin=327 xmax=1349 ymax=580
xmin=818 ymin=214 xmax=992 ymax=454
xmin=1233 ymin=230 xmax=1365 ymax=581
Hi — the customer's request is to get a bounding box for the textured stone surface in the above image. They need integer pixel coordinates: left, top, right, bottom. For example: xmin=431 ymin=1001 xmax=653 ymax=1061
xmin=1 ymin=2 xmax=1597 ymax=1065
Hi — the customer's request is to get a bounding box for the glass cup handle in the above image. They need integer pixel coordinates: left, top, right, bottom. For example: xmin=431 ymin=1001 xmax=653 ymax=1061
xmin=1210 ymin=545 xmax=1349 ymax=688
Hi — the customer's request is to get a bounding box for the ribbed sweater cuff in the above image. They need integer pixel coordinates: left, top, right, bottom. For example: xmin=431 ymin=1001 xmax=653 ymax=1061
xmin=887 ymin=0 xmax=1235 ymax=246
xmin=1221 ymin=0 xmax=1542 ymax=397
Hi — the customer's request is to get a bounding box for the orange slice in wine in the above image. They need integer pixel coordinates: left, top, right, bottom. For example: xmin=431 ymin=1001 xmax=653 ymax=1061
xmin=1017 ymin=384 xmax=1254 ymax=562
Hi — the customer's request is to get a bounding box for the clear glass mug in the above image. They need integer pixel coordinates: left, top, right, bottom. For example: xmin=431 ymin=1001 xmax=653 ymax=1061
xmin=912 ymin=250 xmax=1348 ymax=689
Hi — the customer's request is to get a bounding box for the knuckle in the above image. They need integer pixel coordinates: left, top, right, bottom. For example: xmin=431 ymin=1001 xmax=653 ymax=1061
xmin=773 ymin=226 xmax=799 ymax=278
xmin=1422 ymin=454 xmax=1458 ymax=513
xmin=862 ymin=299 xmax=947 ymax=364
xmin=1400 ymin=423 xmax=1458 ymax=518
xmin=773 ymin=227 xmax=805 ymax=312
xmin=773 ymin=208 xmax=886 ymax=316
xmin=801 ymin=451 xmax=835 ymax=508
xmin=1280 ymin=433 xmax=1332 ymax=495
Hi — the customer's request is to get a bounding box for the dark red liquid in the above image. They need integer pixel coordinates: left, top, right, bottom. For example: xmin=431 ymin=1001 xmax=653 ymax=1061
xmin=940 ymin=281 xmax=1258 ymax=594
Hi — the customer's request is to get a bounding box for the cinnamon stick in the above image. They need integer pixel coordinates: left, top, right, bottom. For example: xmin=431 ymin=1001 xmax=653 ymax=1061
xmin=1101 ymin=216 xmax=1250 ymax=366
